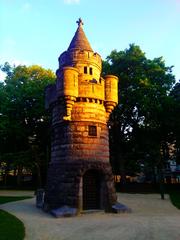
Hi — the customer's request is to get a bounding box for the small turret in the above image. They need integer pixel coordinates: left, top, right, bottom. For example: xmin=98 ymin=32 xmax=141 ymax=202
xmin=104 ymin=75 xmax=119 ymax=118
xmin=62 ymin=67 xmax=79 ymax=120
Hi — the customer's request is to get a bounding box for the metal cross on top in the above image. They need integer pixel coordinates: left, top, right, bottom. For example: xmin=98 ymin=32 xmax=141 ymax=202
xmin=76 ymin=18 xmax=84 ymax=27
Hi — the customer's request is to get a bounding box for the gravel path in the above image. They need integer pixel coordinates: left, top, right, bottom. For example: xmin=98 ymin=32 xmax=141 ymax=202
xmin=0 ymin=192 xmax=180 ymax=240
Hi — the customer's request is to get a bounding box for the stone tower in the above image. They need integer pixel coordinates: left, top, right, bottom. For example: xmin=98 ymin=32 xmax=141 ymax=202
xmin=44 ymin=19 xmax=119 ymax=214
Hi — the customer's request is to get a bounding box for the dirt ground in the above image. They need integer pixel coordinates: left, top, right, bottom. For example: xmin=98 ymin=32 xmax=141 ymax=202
xmin=0 ymin=192 xmax=180 ymax=240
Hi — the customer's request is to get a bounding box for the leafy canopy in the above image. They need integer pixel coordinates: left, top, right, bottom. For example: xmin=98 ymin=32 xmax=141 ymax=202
xmin=0 ymin=63 xmax=55 ymax=185
xmin=103 ymin=44 xmax=176 ymax=176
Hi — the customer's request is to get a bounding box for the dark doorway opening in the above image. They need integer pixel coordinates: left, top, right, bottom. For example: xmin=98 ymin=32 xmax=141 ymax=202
xmin=83 ymin=170 xmax=101 ymax=210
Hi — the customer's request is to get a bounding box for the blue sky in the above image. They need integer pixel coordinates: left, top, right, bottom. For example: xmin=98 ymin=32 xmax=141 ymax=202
xmin=0 ymin=0 xmax=180 ymax=81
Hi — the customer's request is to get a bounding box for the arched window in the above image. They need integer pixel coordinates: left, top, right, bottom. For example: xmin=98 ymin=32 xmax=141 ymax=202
xmin=84 ymin=66 xmax=87 ymax=74
xmin=90 ymin=67 xmax=93 ymax=75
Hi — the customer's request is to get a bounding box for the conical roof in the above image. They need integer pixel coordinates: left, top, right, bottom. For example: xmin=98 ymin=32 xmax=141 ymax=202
xmin=68 ymin=18 xmax=93 ymax=52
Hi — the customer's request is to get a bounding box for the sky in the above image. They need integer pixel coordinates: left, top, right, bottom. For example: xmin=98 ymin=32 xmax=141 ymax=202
xmin=0 ymin=0 xmax=180 ymax=81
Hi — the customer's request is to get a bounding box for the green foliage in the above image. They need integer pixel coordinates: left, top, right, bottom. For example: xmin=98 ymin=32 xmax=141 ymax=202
xmin=0 ymin=63 xmax=56 ymax=187
xmin=170 ymin=81 xmax=180 ymax=164
xmin=0 ymin=209 xmax=25 ymax=240
xmin=103 ymin=44 xmax=177 ymax=180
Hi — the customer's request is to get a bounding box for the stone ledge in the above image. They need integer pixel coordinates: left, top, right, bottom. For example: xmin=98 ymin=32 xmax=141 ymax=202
xmin=112 ymin=202 xmax=132 ymax=213
xmin=51 ymin=205 xmax=78 ymax=217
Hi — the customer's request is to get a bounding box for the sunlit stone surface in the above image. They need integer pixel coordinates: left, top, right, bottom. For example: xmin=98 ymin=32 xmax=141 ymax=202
xmin=44 ymin=19 xmax=119 ymax=214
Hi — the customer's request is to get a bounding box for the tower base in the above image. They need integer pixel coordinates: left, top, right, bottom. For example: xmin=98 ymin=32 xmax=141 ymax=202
xmin=44 ymin=160 xmax=117 ymax=214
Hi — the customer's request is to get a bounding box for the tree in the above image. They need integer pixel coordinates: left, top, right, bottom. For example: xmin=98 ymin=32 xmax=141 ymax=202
xmin=0 ymin=63 xmax=56 ymax=187
xmin=103 ymin=44 xmax=176 ymax=186
xmin=170 ymin=81 xmax=180 ymax=164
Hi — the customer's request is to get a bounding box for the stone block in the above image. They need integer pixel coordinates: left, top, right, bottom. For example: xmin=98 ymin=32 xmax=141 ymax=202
xmin=51 ymin=205 xmax=77 ymax=217
xmin=111 ymin=202 xmax=131 ymax=213
xmin=76 ymin=126 xmax=85 ymax=131
xmin=36 ymin=188 xmax=44 ymax=208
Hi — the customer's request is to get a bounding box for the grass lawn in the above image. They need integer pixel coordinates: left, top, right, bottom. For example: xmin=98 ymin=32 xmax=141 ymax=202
xmin=0 ymin=195 xmax=32 ymax=240
xmin=0 ymin=209 xmax=25 ymax=240
xmin=0 ymin=196 xmax=32 ymax=205
xmin=169 ymin=191 xmax=180 ymax=209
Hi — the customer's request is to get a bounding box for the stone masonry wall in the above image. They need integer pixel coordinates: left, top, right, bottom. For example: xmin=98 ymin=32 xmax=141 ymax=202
xmin=50 ymin=121 xmax=109 ymax=164
xmin=45 ymin=160 xmax=117 ymax=211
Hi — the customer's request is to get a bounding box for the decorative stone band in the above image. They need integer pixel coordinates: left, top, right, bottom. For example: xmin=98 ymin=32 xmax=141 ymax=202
xmin=76 ymin=97 xmax=104 ymax=105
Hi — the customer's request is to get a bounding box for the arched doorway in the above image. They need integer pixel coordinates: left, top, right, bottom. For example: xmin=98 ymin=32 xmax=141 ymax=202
xmin=83 ymin=170 xmax=101 ymax=210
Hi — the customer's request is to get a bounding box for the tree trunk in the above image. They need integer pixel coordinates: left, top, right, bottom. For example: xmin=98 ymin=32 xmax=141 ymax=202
xmin=36 ymin=163 xmax=42 ymax=188
xmin=159 ymin=169 xmax=165 ymax=200
xmin=17 ymin=166 xmax=23 ymax=187
xmin=118 ymin=154 xmax=127 ymax=189
xmin=158 ymin=141 xmax=167 ymax=200
xmin=3 ymin=165 xmax=9 ymax=187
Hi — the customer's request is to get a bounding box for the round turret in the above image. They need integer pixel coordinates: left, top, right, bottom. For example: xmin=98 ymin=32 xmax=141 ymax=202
xmin=62 ymin=66 xmax=79 ymax=97
xmin=104 ymin=75 xmax=119 ymax=115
